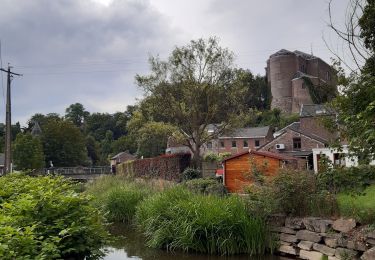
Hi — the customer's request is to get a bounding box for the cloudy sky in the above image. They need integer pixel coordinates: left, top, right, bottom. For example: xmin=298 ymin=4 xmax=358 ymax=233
xmin=0 ymin=0 xmax=349 ymax=125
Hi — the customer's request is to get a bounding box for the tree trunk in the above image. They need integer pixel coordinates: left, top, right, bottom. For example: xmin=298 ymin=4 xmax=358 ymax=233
xmin=191 ymin=142 xmax=202 ymax=170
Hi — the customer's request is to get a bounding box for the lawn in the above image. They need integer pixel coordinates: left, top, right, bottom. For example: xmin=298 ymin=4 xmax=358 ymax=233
xmin=337 ymin=184 xmax=375 ymax=223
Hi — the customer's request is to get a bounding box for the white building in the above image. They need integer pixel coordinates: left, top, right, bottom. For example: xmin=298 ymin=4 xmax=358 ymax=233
xmin=312 ymin=146 xmax=375 ymax=173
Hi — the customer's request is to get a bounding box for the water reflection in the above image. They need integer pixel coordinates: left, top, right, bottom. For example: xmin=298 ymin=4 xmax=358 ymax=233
xmin=104 ymin=224 xmax=290 ymax=260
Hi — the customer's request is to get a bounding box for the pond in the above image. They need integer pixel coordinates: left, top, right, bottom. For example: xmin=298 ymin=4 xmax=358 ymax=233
xmin=103 ymin=224 xmax=291 ymax=260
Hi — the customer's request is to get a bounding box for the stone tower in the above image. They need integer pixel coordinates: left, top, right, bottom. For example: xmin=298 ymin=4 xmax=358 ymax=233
xmin=266 ymin=49 xmax=336 ymax=114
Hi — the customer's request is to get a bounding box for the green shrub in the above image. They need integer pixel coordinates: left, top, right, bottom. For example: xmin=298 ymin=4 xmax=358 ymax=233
xmin=135 ymin=187 xmax=275 ymax=255
xmin=182 ymin=178 xmax=227 ymax=196
xmin=104 ymin=186 xmax=148 ymax=223
xmin=85 ymin=175 xmax=155 ymax=223
xmin=318 ymin=165 xmax=375 ymax=194
xmin=182 ymin=167 xmax=201 ymax=180
xmin=0 ymin=173 xmax=109 ymax=259
xmin=337 ymin=185 xmax=375 ymax=224
xmin=203 ymin=152 xmax=231 ymax=162
xmin=246 ymin=170 xmax=339 ymax=217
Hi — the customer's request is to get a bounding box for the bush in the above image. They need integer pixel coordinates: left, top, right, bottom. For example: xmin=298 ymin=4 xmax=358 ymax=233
xmin=182 ymin=178 xmax=227 ymax=196
xmin=203 ymin=152 xmax=231 ymax=162
xmin=182 ymin=167 xmax=201 ymax=180
xmin=0 ymin=173 xmax=108 ymax=259
xmin=245 ymin=170 xmax=339 ymax=217
xmin=85 ymin=175 xmax=153 ymax=223
xmin=318 ymin=165 xmax=375 ymax=194
xmin=135 ymin=187 xmax=275 ymax=255
xmin=274 ymin=170 xmax=339 ymax=216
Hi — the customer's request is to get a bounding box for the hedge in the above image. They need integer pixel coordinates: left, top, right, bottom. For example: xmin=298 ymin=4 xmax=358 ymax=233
xmin=117 ymin=153 xmax=191 ymax=182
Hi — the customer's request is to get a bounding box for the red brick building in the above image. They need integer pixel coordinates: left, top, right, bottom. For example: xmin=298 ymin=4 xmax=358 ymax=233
xmin=202 ymin=126 xmax=274 ymax=155
xmin=257 ymin=104 xmax=336 ymax=170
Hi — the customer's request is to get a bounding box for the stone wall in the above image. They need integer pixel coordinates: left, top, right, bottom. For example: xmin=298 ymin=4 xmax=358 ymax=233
xmin=269 ymin=215 xmax=375 ymax=259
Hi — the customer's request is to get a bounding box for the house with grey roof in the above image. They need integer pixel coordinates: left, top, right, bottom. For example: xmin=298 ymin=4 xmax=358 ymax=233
xmin=257 ymin=104 xmax=337 ymax=170
xmin=202 ymin=126 xmax=274 ymax=155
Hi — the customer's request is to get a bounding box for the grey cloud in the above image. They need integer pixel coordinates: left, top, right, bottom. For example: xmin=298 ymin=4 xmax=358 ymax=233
xmin=0 ymin=0 xmax=179 ymax=125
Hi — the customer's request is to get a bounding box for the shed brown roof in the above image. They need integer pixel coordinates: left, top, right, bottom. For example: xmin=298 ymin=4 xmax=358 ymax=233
xmin=222 ymin=149 xmax=296 ymax=162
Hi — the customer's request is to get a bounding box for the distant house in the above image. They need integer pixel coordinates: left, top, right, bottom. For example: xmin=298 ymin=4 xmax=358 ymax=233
xmin=222 ymin=150 xmax=297 ymax=193
xmin=203 ymin=126 xmax=274 ymax=155
xmin=258 ymin=104 xmax=336 ymax=170
xmin=110 ymin=151 xmax=136 ymax=171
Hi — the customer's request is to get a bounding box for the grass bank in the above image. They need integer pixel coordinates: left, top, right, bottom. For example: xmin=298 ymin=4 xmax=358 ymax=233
xmin=135 ymin=186 xmax=276 ymax=255
xmin=337 ymin=185 xmax=375 ymax=223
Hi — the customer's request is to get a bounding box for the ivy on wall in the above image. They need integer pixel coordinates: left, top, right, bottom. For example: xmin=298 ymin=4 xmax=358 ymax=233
xmin=302 ymin=77 xmax=337 ymax=104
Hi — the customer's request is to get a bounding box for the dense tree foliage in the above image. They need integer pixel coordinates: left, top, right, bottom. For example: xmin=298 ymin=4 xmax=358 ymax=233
xmin=42 ymin=119 xmax=87 ymax=167
xmin=330 ymin=0 xmax=375 ymax=163
xmin=136 ymin=37 xmax=250 ymax=167
xmin=13 ymin=133 xmax=45 ymax=170
xmin=65 ymin=102 xmax=90 ymax=128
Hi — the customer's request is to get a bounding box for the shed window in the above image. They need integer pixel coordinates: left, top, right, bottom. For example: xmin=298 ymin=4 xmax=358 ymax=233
xmin=243 ymin=140 xmax=248 ymax=148
xmin=232 ymin=141 xmax=237 ymax=148
xmin=293 ymin=138 xmax=301 ymax=150
xmin=220 ymin=141 xmax=225 ymax=148
xmin=255 ymin=140 xmax=260 ymax=147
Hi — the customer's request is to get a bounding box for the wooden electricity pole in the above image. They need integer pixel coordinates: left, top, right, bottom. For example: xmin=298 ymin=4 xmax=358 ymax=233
xmin=0 ymin=65 xmax=22 ymax=174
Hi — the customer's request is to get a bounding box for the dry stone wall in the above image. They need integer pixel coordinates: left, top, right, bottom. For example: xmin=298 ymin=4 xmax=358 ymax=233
xmin=269 ymin=215 xmax=375 ymax=259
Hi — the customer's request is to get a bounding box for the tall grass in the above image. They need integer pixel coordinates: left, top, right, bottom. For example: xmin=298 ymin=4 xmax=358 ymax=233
xmin=135 ymin=186 xmax=275 ymax=255
xmin=85 ymin=176 xmax=157 ymax=223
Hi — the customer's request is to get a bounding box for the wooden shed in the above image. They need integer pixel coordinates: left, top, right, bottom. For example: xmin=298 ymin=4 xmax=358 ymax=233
xmin=222 ymin=150 xmax=297 ymax=193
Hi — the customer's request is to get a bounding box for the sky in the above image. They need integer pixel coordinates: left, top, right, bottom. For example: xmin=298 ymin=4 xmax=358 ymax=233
xmin=0 ymin=0 xmax=349 ymax=126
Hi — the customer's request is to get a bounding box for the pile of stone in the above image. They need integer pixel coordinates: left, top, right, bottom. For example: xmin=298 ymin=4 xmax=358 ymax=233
xmin=269 ymin=215 xmax=375 ymax=260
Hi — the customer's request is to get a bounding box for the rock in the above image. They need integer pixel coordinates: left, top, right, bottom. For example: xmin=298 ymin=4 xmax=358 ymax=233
xmin=332 ymin=218 xmax=356 ymax=233
xmin=285 ymin=217 xmax=305 ymax=229
xmin=278 ymin=245 xmax=298 ymax=255
xmin=296 ymin=230 xmax=322 ymax=243
xmin=299 ymin=249 xmax=324 ymax=260
xmin=271 ymin=226 xmax=297 ymax=234
xmin=268 ymin=214 xmax=286 ymax=227
xmin=328 ymin=257 xmax=340 ymax=260
xmin=347 ymin=240 xmax=367 ymax=251
xmin=313 ymin=243 xmax=336 ymax=256
xmin=280 ymin=241 xmax=291 ymax=246
xmin=335 ymin=247 xmax=358 ymax=259
xmin=325 ymin=237 xmax=338 ymax=248
xmin=280 ymin=227 xmax=297 ymax=234
xmin=366 ymin=238 xmax=375 ymax=245
xmin=361 ymin=247 xmax=375 ymax=260
xmin=298 ymin=240 xmax=314 ymax=250
xmin=280 ymin=233 xmax=298 ymax=243
xmin=367 ymin=231 xmax=375 ymax=239
xmin=303 ymin=217 xmax=333 ymax=233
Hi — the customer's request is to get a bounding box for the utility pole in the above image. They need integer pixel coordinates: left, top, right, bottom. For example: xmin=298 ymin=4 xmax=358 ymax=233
xmin=0 ymin=65 xmax=22 ymax=174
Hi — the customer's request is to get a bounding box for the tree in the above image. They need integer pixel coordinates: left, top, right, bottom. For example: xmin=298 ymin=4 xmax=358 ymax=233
xmin=13 ymin=133 xmax=45 ymax=170
xmin=136 ymin=122 xmax=178 ymax=158
xmin=136 ymin=37 xmax=247 ymax=167
xmin=65 ymin=103 xmax=90 ymax=128
xmin=232 ymin=69 xmax=271 ymax=110
xmin=42 ymin=120 xmax=87 ymax=167
xmin=86 ymin=135 xmax=101 ymax=166
xmin=328 ymin=0 xmax=375 ymax=162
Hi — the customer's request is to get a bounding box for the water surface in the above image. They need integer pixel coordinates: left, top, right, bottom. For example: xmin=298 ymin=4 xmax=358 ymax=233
xmin=103 ymin=224 xmax=291 ymax=260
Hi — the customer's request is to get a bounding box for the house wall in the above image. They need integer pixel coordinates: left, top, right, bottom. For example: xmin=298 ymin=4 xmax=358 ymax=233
xmin=217 ymin=137 xmax=267 ymax=155
xmin=259 ymin=129 xmax=325 ymax=154
xmin=224 ymin=153 xmax=281 ymax=193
